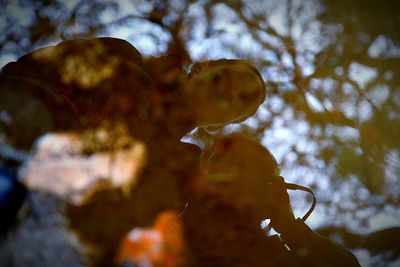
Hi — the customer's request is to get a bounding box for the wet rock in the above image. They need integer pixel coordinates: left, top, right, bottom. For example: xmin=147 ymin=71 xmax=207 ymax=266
xmin=21 ymin=132 xmax=147 ymax=205
xmin=0 ymin=193 xmax=86 ymax=267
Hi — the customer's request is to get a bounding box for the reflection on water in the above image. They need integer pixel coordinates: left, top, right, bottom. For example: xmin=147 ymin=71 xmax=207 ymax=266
xmin=22 ymin=132 xmax=147 ymax=205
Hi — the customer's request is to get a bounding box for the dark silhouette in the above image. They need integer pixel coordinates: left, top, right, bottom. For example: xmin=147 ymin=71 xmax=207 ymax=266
xmin=183 ymin=134 xmax=360 ymax=267
xmin=0 ymin=158 xmax=27 ymax=233
xmin=0 ymin=37 xmax=361 ymax=267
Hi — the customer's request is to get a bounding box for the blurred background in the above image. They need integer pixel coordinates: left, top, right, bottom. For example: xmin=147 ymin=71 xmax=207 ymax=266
xmin=0 ymin=0 xmax=399 ymax=266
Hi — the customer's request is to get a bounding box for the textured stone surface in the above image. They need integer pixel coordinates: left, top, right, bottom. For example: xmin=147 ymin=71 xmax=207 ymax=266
xmin=0 ymin=193 xmax=86 ymax=267
xmin=21 ymin=132 xmax=147 ymax=205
